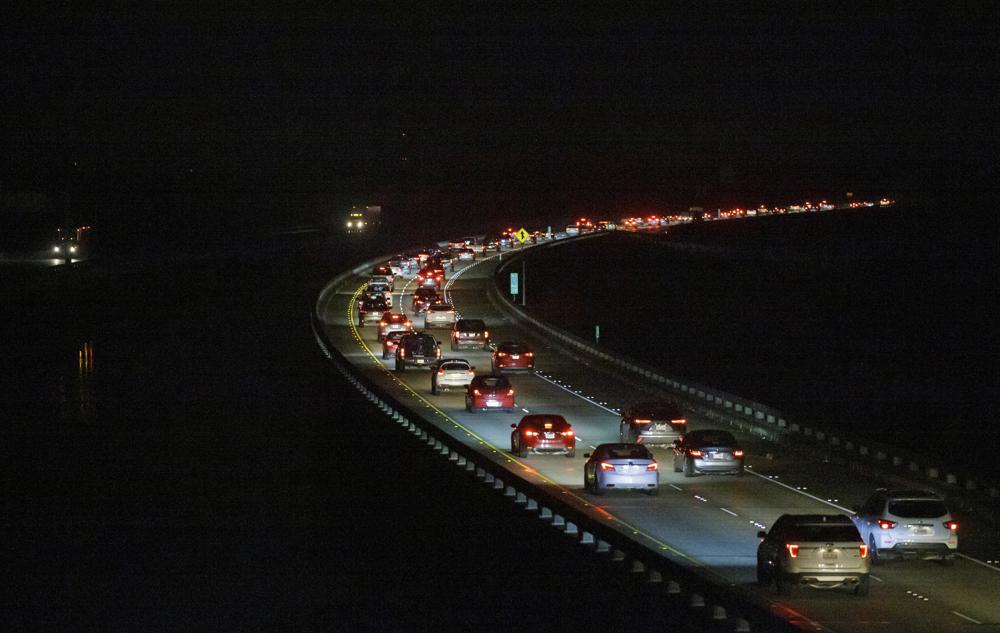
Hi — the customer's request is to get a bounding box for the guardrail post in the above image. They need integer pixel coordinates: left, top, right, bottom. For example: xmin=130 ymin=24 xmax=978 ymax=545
xmin=551 ymin=514 xmax=566 ymax=530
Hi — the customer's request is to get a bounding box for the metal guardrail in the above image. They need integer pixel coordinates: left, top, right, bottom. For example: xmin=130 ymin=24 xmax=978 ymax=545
xmin=312 ymin=248 xmax=801 ymax=633
xmin=490 ymin=236 xmax=1000 ymax=512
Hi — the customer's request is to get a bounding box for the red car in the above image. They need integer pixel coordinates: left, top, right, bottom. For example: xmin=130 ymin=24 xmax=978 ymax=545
xmin=381 ymin=330 xmax=409 ymax=359
xmin=416 ymin=266 xmax=445 ymax=288
xmin=465 ymin=375 xmax=515 ymax=413
xmin=492 ymin=342 xmax=534 ymax=372
xmin=510 ymin=414 xmax=576 ymax=458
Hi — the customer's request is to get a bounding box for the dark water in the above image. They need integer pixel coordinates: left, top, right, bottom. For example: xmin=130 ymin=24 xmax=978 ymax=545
xmin=1 ymin=231 xmax=690 ymax=631
xmin=519 ymin=204 xmax=1000 ymax=483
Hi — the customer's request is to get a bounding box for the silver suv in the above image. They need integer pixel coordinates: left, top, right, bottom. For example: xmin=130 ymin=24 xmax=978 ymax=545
xmin=852 ymin=489 xmax=958 ymax=565
xmin=757 ymin=514 xmax=870 ymax=596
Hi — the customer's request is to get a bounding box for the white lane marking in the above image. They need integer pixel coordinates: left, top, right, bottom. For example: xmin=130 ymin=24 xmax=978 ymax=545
xmin=958 ymin=553 xmax=1000 ymax=573
xmin=951 ymin=611 xmax=982 ymax=624
xmin=720 ymin=507 xmax=738 ymax=517
xmin=870 ymin=574 xmax=883 ymax=582
xmin=534 ymin=372 xmax=621 ymax=416
xmin=589 ymin=445 xmax=598 ymax=450
xmin=694 ymin=495 xmax=707 ymax=502
xmin=521 ymin=407 xmax=530 ymax=413
xmin=669 ymin=484 xmax=683 ymax=491
xmin=747 ymin=471 xmax=854 ymax=514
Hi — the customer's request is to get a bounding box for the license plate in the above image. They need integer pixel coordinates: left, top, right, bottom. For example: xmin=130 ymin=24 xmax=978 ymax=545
xmin=511 ymin=355 xmax=520 ymax=359
xmin=710 ymin=452 xmax=723 ymax=460
xmin=416 ymin=359 xmax=425 ymax=364
xmin=822 ymin=552 xmax=837 ymax=560
xmin=486 ymin=399 xmax=500 ymax=407
xmin=544 ymin=432 xmax=555 ymax=439
xmin=911 ymin=527 xmax=932 ymax=535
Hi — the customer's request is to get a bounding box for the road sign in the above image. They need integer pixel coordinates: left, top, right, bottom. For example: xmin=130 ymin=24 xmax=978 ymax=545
xmin=510 ymin=272 xmax=519 ymax=295
xmin=515 ymin=227 xmax=530 ymax=243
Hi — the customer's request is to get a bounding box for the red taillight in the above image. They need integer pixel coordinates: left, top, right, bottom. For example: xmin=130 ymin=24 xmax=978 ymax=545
xmin=399 ymin=349 xmax=405 ymax=357
xmin=646 ymin=462 xmax=658 ymax=471
xmin=944 ymin=521 xmax=959 ymax=531
xmin=786 ymin=544 xmax=799 ymax=558
xmin=523 ymin=430 xmax=537 ymax=437
xmin=733 ymin=450 xmax=744 ymax=457
xmin=506 ymin=389 xmax=515 ymax=396
xmin=484 ymin=331 xmax=489 ymax=338
xmin=437 ymin=369 xmax=445 ymax=376
xmin=405 ymin=321 xmax=412 ymax=327
xmin=634 ymin=418 xmax=652 ymax=424
xmin=525 ymin=352 xmax=533 ymax=357
xmin=878 ymin=519 xmax=896 ymax=530
xmin=436 ymin=349 xmax=441 ymax=357
xmin=473 ymin=389 xmax=481 ymax=396
xmin=599 ymin=462 xmax=615 ymax=471
xmin=562 ymin=430 xmax=574 ymax=437
xmin=689 ymin=449 xmax=703 ymax=457
xmin=671 ymin=418 xmax=686 ymax=425
xmin=497 ymin=352 xmax=507 ymax=356
xmin=378 ymin=321 xmax=386 ymax=327
xmin=859 ymin=544 xmax=869 ymax=559
xmin=467 ymin=370 xmax=474 ymax=376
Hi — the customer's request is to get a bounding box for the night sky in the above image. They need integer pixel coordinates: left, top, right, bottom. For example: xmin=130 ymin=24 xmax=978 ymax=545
xmin=3 ymin=6 xmax=998 ymax=238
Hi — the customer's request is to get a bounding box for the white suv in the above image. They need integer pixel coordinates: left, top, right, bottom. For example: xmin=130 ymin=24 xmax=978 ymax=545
xmin=852 ymin=489 xmax=958 ymax=565
xmin=431 ymin=359 xmax=475 ymax=395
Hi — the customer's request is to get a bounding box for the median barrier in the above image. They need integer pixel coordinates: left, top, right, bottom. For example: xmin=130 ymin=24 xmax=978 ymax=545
xmin=489 ymin=244 xmax=1000 ymax=514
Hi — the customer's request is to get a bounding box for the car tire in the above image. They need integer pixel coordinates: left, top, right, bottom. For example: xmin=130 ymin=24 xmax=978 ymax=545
xmin=869 ymin=536 xmax=882 ymax=566
xmin=592 ymin=475 xmax=604 ymax=496
xmin=776 ymin=573 xmax=796 ymax=597
xmin=451 ymin=342 xmax=457 ymax=351
xmin=736 ymin=465 xmax=745 ymax=477
xmin=939 ymin=555 xmax=955 ymax=567
xmin=431 ymin=382 xmax=438 ymax=395
xmin=465 ymin=400 xmax=474 ymax=413
xmin=397 ymin=361 xmax=405 ymax=372
xmin=854 ymin=576 xmax=870 ymax=596
xmin=756 ymin=560 xmax=771 ymax=587
xmin=646 ymin=486 xmax=659 ymax=497
xmin=565 ymin=449 xmax=575 ymax=458
xmin=683 ymin=458 xmax=695 ymax=477
xmin=673 ymin=458 xmax=682 ymax=473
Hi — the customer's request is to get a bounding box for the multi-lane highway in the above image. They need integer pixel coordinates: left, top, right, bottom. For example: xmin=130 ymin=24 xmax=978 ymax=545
xmin=316 ymin=238 xmax=1000 ymax=632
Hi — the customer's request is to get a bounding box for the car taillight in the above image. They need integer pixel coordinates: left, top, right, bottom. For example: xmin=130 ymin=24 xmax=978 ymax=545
xmin=506 ymin=389 xmax=514 ymax=396
xmin=523 ymin=430 xmax=537 ymax=437
xmin=878 ymin=519 xmax=896 ymax=530
xmin=436 ymin=349 xmax=441 ymax=357
xmin=646 ymin=463 xmax=658 ymax=471
xmin=671 ymin=418 xmax=687 ymax=426
xmin=634 ymin=418 xmax=652 ymax=424
xmin=399 ymin=349 xmax=405 ymax=357
xmin=689 ymin=449 xmax=703 ymax=457
xmin=733 ymin=450 xmax=744 ymax=457
xmin=786 ymin=544 xmax=799 ymax=558
xmin=599 ymin=462 xmax=615 ymax=471
xmin=378 ymin=321 xmax=385 ymax=326
xmin=484 ymin=331 xmax=489 ymax=338
xmin=859 ymin=544 xmax=869 ymax=559
xmin=497 ymin=352 xmax=507 ymax=356
xmin=944 ymin=521 xmax=958 ymax=531
xmin=437 ymin=369 xmax=445 ymax=375
xmin=405 ymin=321 xmax=412 ymax=327
xmin=562 ymin=430 xmax=574 ymax=437
xmin=525 ymin=352 xmax=533 ymax=357
xmin=473 ymin=389 xmax=481 ymax=396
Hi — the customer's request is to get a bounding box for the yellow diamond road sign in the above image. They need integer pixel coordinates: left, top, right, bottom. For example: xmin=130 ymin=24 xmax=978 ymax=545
xmin=515 ymin=227 xmax=530 ymax=243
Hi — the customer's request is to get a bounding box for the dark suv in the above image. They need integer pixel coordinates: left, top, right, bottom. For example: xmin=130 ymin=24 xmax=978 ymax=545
xmin=451 ymin=319 xmax=489 ymax=351
xmin=412 ymin=287 xmax=440 ymax=313
xmin=619 ymin=401 xmax=687 ymax=445
xmin=395 ymin=333 xmax=441 ymax=371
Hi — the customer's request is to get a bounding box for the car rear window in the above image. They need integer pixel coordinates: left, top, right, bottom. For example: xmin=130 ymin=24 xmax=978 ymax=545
xmin=785 ymin=525 xmax=861 ymax=542
xmin=478 ymin=377 xmax=509 ymax=388
xmin=441 ymin=362 xmax=469 ymax=371
xmin=429 ymin=305 xmax=453 ymax=312
xmin=688 ymin=431 xmax=736 ymax=446
xmin=888 ymin=500 xmax=948 ymax=518
xmin=605 ymin=446 xmax=652 ymax=460
xmin=457 ymin=320 xmax=486 ymax=332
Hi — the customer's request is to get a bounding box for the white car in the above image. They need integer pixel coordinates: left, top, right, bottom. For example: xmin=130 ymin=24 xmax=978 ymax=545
xmin=369 ymin=274 xmax=394 ymax=291
xmin=365 ymin=281 xmax=392 ymax=307
xmin=456 ymin=248 xmax=475 ymax=261
xmin=565 ymin=225 xmax=580 ymax=236
xmin=430 ymin=359 xmax=475 ymax=395
xmin=852 ymin=489 xmax=958 ymax=565
xmin=424 ymin=303 xmax=456 ymax=329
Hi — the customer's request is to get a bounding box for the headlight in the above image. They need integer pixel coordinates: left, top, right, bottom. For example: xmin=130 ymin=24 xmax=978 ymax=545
xmin=53 ymin=246 xmax=61 ymax=253
xmin=347 ymin=221 xmax=353 ymax=227
xmin=69 ymin=245 xmax=77 ymax=253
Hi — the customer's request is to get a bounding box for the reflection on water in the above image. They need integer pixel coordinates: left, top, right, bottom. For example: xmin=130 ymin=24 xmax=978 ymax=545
xmin=60 ymin=340 xmax=97 ymax=422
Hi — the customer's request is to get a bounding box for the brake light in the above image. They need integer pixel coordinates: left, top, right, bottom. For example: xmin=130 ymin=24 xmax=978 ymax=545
xmin=944 ymin=521 xmax=958 ymax=531
xmin=525 ymin=352 xmax=533 ymax=357
xmin=497 ymin=352 xmax=507 ymax=356
xmin=507 ymin=389 xmax=515 ymax=396
xmin=733 ymin=450 xmax=744 ymax=457
xmin=472 ymin=389 xmax=481 ymax=396
xmin=634 ymin=418 xmax=652 ymax=424
xmin=467 ymin=370 xmax=474 ymax=376
xmin=438 ymin=369 xmax=445 ymax=375
xmin=399 ymin=349 xmax=405 ymax=357
xmin=523 ymin=430 xmax=537 ymax=437
xmin=689 ymin=450 xmax=703 ymax=457
xmin=484 ymin=331 xmax=489 ymax=338
xmin=436 ymin=349 xmax=441 ymax=357
xmin=878 ymin=519 xmax=896 ymax=530
xmin=859 ymin=544 xmax=869 ymax=559
xmin=378 ymin=321 xmax=386 ymax=327
xmin=561 ymin=430 xmax=574 ymax=437
xmin=599 ymin=462 xmax=615 ymax=471
xmin=646 ymin=462 xmax=658 ymax=471
xmin=786 ymin=544 xmax=799 ymax=558
xmin=671 ymin=418 xmax=687 ymax=425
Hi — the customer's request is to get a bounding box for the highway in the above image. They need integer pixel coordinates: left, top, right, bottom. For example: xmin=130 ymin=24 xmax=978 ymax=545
xmin=316 ymin=238 xmax=1000 ymax=632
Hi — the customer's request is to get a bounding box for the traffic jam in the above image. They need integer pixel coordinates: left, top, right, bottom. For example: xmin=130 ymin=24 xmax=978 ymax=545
xmin=350 ymin=222 xmax=960 ymax=601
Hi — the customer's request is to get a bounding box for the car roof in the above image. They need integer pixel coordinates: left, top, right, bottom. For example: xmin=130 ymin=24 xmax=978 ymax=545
xmin=519 ymin=414 xmax=568 ymax=427
xmin=781 ymin=514 xmax=854 ymax=525
xmin=878 ymin=489 xmax=944 ymax=500
xmin=472 ymin=375 xmax=510 ymax=386
xmin=456 ymin=319 xmax=486 ymax=329
xmin=629 ymin=401 xmax=683 ymax=416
